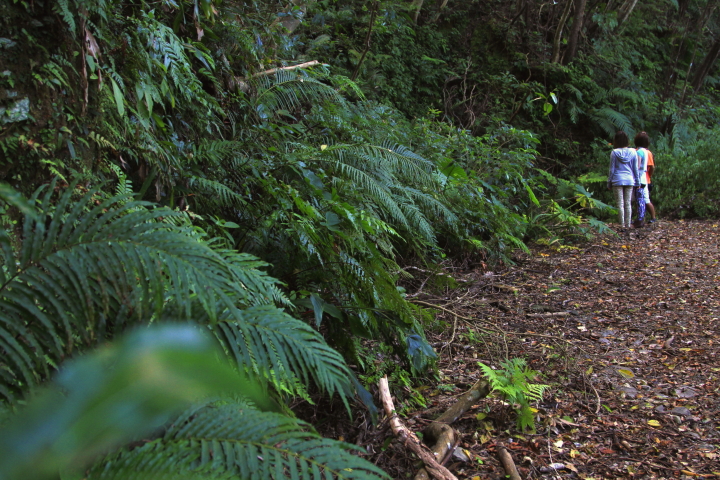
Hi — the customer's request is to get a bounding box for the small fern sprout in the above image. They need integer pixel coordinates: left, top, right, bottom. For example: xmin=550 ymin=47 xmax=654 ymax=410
xmin=477 ymin=358 xmax=549 ymax=432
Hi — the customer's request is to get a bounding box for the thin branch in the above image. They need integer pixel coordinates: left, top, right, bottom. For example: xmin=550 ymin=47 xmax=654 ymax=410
xmin=248 ymin=60 xmax=321 ymax=79
xmin=409 ymin=300 xmax=502 ymax=331
xmin=351 ymin=1 xmax=379 ymax=81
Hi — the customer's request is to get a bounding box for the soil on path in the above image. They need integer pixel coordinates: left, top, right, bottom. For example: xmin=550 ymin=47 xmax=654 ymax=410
xmin=309 ymin=220 xmax=720 ymax=479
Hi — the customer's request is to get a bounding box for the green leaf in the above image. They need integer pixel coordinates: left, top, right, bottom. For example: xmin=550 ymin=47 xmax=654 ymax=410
xmin=110 ymin=77 xmax=125 ymax=117
xmin=0 ymin=183 xmax=40 ymax=221
xmin=310 ymin=293 xmax=324 ymax=327
xmin=0 ymin=324 xmax=267 ymax=480
xmin=524 ymin=181 xmax=540 ymax=207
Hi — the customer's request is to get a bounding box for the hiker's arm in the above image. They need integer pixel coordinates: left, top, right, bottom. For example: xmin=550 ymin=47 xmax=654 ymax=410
xmin=647 ymin=163 xmax=655 ymax=179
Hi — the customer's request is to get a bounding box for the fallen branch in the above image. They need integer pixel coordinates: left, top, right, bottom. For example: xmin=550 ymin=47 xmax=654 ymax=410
xmin=497 ymin=445 xmax=522 ymax=480
xmin=414 ymin=379 xmax=491 ymax=480
xmin=413 ymin=425 xmax=455 ymax=480
xmin=488 ymin=283 xmax=519 ymax=293
xmin=248 ymin=60 xmax=321 ymax=79
xmin=378 ymin=377 xmax=458 ymax=480
xmin=526 ymin=311 xmax=571 ymax=318
xmin=431 ymin=379 xmax=491 ymax=426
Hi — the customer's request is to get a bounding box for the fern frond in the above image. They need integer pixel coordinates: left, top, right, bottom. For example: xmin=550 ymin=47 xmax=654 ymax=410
xmin=188 ymin=176 xmax=248 ymax=207
xmin=253 ymin=70 xmax=346 ymax=118
xmin=563 ymin=83 xmax=583 ymax=101
xmin=109 ymin=163 xmax=133 ymax=197
xmin=210 ymin=305 xmax=354 ymax=402
xmin=608 ymin=87 xmax=641 ymax=104
xmin=0 ymin=325 xmax=274 ymax=480
xmin=53 ymin=0 xmax=76 ymax=33
xmin=0 ymin=182 xmax=293 ymax=400
xmin=328 ymin=143 xmax=435 ymax=182
xmin=568 ymin=101 xmax=583 ymax=124
xmin=88 ymin=400 xmax=389 ymax=480
xmin=589 ymin=107 xmax=633 ymax=137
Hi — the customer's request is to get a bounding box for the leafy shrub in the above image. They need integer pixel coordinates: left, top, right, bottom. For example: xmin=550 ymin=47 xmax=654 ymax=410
xmin=652 ymin=121 xmax=720 ymax=218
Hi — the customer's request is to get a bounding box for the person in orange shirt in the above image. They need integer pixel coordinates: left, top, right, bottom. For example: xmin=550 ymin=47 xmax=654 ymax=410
xmin=634 ymin=132 xmax=657 ymax=223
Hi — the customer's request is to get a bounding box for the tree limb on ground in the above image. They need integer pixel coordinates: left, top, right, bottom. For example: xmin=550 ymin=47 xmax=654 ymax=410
xmin=378 ymin=377 xmax=458 ymax=480
xmin=526 ymin=311 xmax=571 ymax=317
xmin=414 ymin=379 xmax=491 ymax=480
xmin=497 ymin=445 xmax=522 ymax=480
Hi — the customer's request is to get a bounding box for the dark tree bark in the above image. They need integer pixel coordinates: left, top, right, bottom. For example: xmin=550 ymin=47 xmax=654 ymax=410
xmin=691 ymin=36 xmax=720 ymax=94
xmin=551 ymin=0 xmax=574 ymax=63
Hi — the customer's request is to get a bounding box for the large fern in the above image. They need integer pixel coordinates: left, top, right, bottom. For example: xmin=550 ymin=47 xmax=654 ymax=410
xmin=87 ymin=398 xmax=388 ymax=480
xmin=252 ymin=68 xmax=346 ymax=118
xmin=588 ymin=106 xmax=634 ymax=137
xmin=0 ymin=181 xmax=354 ymax=404
xmin=0 ymin=324 xmax=387 ymax=480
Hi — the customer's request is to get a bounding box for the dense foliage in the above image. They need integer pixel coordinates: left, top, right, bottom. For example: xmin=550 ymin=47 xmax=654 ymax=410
xmin=302 ymin=0 xmax=720 ymax=215
xmin=1 ymin=0 xmax=720 ymax=477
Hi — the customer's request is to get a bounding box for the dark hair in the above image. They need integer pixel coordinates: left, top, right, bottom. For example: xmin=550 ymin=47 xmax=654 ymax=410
xmin=613 ymin=131 xmax=629 ymax=148
xmin=634 ymin=131 xmax=650 ymax=148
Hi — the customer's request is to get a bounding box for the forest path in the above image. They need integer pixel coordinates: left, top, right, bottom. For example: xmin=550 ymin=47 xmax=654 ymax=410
xmin=353 ymin=220 xmax=720 ymax=479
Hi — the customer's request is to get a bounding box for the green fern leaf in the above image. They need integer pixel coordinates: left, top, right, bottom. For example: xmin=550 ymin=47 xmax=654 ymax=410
xmin=0 ymin=181 xmax=349 ymax=404
xmin=210 ymin=305 xmax=354 ymax=403
xmin=88 ymin=400 xmax=389 ymax=480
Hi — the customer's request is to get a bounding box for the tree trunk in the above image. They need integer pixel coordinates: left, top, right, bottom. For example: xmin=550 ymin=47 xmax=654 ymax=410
xmin=551 ymin=0 xmax=574 ymax=63
xmin=691 ymin=37 xmax=720 ymax=94
xmin=430 ymin=0 xmax=449 ymax=23
xmin=412 ymin=0 xmax=424 ymax=24
xmin=678 ymin=3 xmax=717 ymax=103
xmin=563 ymin=0 xmax=587 ymax=64
xmin=659 ymin=19 xmax=691 ymax=106
xmin=616 ymin=0 xmax=639 ymax=27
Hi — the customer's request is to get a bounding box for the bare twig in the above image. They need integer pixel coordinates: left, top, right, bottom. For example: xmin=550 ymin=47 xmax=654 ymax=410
xmin=440 ymin=314 xmax=458 ymax=353
xmin=526 ymin=311 xmax=571 ymax=318
xmin=410 ymin=300 xmax=501 ymax=331
xmin=351 ymin=1 xmax=379 ymax=81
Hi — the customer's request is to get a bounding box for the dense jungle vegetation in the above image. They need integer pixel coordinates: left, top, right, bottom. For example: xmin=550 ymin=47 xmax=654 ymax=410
xmin=1 ymin=0 xmax=720 ymax=478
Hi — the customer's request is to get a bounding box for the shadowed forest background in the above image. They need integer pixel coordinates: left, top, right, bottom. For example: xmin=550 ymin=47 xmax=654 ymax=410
xmin=0 ymin=0 xmax=719 ymax=478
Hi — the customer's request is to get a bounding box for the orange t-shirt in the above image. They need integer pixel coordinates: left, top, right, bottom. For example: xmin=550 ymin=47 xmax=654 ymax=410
xmin=646 ymin=151 xmax=654 ymax=184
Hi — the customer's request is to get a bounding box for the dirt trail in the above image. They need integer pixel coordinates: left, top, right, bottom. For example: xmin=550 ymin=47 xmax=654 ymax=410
xmin=368 ymin=220 xmax=720 ymax=479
